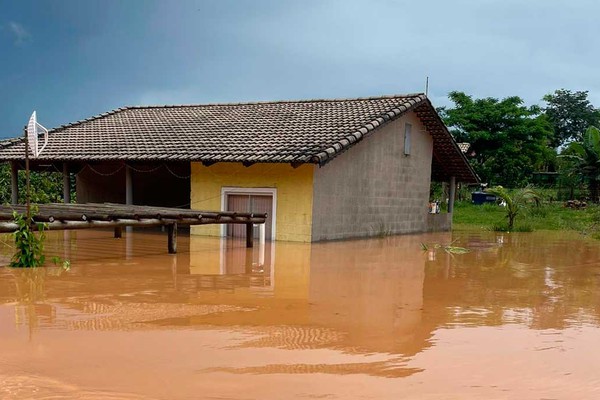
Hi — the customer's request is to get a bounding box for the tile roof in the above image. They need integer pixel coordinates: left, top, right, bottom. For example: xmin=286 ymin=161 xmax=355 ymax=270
xmin=0 ymin=94 xmax=478 ymax=182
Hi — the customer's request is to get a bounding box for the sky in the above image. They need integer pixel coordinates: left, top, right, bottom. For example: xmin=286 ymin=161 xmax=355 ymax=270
xmin=1 ymin=0 xmax=599 ymax=138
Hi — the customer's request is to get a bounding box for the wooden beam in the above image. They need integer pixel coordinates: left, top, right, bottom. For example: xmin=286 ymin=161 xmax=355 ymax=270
xmin=168 ymin=223 xmax=177 ymax=254
xmin=202 ymin=160 xmax=216 ymax=167
xmin=246 ymin=223 xmax=254 ymax=248
xmin=290 ymin=161 xmax=304 ymax=169
xmin=114 ymin=226 xmax=122 ymax=238
xmin=242 ymin=161 xmax=255 ymax=168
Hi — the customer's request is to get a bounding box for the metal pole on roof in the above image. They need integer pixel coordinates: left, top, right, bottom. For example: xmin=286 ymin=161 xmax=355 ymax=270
xmin=23 ymin=126 xmax=31 ymax=221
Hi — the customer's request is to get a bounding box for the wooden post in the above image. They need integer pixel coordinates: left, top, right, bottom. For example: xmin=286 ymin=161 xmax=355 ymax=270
xmin=62 ymin=163 xmax=70 ymax=204
xmin=125 ymin=164 xmax=133 ymax=233
xmin=114 ymin=226 xmax=122 ymax=238
xmin=10 ymin=161 xmax=18 ymax=205
xmin=125 ymin=165 xmax=133 ymax=205
xmin=246 ymin=223 xmax=254 ymax=248
xmin=168 ymin=223 xmax=177 ymax=254
xmin=448 ymin=175 xmax=456 ymax=214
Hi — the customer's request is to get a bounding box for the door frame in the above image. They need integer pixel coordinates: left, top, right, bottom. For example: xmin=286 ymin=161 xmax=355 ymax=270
xmin=220 ymin=186 xmax=277 ymax=239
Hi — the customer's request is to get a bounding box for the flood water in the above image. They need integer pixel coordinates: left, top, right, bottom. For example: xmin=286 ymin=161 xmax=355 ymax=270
xmin=1 ymin=229 xmax=600 ymax=399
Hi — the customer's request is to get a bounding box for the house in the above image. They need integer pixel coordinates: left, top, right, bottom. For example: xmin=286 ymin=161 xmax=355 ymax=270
xmin=0 ymin=94 xmax=478 ymax=242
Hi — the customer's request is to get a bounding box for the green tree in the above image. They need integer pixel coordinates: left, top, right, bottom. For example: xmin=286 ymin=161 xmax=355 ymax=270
xmin=0 ymin=163 xmax=69 ymax=205
xmin=560 ymin=126 xmax=600 ymax=202
xmin=486 ymin=186 xmax=540 ymax=230
xmin=439 ymin=92 xmax=553 ymax=187
xmin=543 ymin=89 xmax=600 ymax=148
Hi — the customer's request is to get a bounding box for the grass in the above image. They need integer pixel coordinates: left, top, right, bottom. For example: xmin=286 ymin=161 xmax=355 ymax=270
xmin=453 ymin=200 xmax=600 ymax=233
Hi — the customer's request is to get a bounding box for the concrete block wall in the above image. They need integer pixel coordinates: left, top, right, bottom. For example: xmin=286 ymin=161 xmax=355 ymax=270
xmin=311 ymin=111 xmax=433 ymax=241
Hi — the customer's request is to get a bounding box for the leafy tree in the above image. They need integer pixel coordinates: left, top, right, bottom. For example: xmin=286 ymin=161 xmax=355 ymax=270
xmin=439 ymin=92 xmax=553 ymax=187
xmin=543 ymin=89 xmax=600 ymax=148
xmin=560 ymin=126 xmax=600 ymax=202
xmin=0 ymin=163 xmax=69 ymax=204
xmin=486 ymin=186 xmax=540 ymax=230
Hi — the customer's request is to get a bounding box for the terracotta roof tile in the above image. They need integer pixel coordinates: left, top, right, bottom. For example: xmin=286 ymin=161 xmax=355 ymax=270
xmin=0 ymin=94 xmax=478 ymax=182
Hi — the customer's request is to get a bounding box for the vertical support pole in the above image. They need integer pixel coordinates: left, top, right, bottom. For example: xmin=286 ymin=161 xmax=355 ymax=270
xmin=448 ymin=175 xmax=456 ymax=214
xmin=168 ymin=223 xmax=177 ymax=254
xmin=62 ymin=162 xmax=71 ymax=204
xmin=246 ymin=223 xmax=254 ymax=248
xmin=125 ymin=164 xmax=133 ymax=233
xmin=10 ymin=161 xmax=19 ymax=205
xmin=125 ymin=164 xmax=133 ymax=205
xmin=24 ymin=126 xmax=31 ymax=221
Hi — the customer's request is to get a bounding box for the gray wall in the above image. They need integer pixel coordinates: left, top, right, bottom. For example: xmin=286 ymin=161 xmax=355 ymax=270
xmin=311 ymin=111 xmax=434 ymax=241
xmin=76 ymin=163 xmax=190 ymax=207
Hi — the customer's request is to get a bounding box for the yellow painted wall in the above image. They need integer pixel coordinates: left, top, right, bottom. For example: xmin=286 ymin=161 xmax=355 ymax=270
xmin=190 ymin=162 xmax=314 ymax=242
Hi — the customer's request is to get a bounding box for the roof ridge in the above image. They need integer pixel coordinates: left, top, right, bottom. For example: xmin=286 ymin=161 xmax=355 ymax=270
xmin=49 ymin=107 xmax=131 ymax=133
xmin=44 ymin=93 xmax=425 ymax=134
xmin=125 ymin=93 xmax=427 ymax=109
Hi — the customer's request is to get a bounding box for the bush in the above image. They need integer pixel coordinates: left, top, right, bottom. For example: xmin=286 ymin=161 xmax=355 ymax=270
xmin=10 ymin=211 xmax=47 ymax=268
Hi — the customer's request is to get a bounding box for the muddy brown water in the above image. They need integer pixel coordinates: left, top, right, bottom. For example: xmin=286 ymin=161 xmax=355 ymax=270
xmin=1 ymin=229 xmax=600 ymax=399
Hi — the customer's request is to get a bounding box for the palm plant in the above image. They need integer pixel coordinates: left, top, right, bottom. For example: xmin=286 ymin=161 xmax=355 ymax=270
xmin=560 ymin=126 xmax=600 ymax=203
xmin=486 ymin=186 xmax=540 ymax=231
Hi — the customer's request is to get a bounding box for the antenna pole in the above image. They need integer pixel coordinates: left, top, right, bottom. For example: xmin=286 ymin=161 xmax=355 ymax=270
xmin=425 ymin=76 xmax=429 ymax=97
xmin=23 ymin=126 xmax=30 ymax=221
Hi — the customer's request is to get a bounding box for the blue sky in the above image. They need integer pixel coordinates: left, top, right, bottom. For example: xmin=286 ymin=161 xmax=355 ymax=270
xmin=1 ymin=0 xmax=599 ymax=138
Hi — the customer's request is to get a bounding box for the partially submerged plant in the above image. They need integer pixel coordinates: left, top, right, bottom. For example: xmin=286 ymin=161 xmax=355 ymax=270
xmin=10 ymin=210 xmax=47 ymax=268
xmin=485 ymin=186 xmax=540 ymax=231
xmin=421 ymin=241 xmax=470 ymax=254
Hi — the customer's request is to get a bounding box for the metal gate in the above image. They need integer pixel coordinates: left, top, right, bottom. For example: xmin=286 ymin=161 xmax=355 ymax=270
xmin=226 ymin=193 xmax=273 ymax=239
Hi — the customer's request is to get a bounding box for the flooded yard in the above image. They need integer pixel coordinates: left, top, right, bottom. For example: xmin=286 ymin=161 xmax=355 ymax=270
xmin=1 ymin=229 xmax=600 ymax=399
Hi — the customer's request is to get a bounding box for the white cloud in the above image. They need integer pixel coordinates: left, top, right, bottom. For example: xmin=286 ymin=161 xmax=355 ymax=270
xmin=7 ymin=21 xmax=31 ymax=45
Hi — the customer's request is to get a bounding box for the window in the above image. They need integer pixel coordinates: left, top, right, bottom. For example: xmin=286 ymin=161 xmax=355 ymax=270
xmin=404 ymin=123 xmax=412 ymax=155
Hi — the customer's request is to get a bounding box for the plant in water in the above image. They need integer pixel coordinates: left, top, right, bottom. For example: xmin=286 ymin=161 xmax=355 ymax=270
xmin=421 ymin=241 xmax=470 ymax=254
xmin=10 ymin=211 xmax=47 ymax=268
xmin=485 ymin=186 xmax=540 ymax=231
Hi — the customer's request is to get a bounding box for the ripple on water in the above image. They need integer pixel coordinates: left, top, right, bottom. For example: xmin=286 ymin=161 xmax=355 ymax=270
xmin=0 ymin=374 xmax=156 ymax=400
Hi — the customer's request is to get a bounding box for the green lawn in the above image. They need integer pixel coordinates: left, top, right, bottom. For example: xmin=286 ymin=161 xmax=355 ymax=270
xmin=453 ymin=201 xmax=600 ymax=234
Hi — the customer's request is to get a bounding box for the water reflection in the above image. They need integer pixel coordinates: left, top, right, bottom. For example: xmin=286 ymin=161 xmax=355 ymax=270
xmin=425 ymin=231 xmax=600 ymax=330
xmin=1 ymin=230 xmax=600 ymax=398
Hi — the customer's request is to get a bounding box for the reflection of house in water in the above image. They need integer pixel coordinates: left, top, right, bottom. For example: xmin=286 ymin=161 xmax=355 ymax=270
xmin=5 ymin=230 xmax=600 ymax=379
xmin=189 ymin=235 xmax=432 ymax=358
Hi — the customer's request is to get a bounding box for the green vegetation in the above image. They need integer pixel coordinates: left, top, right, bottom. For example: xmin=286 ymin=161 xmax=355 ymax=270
xmin=439 ymin=91 xmax=552 ymax=187
xmin=559 ymin=126 xmax=600 ymax=202
xmin=0 ymin=163 xmax=72 ymax=204
xmin=454 ymin=200 xmax=600 ymax=235
xmin=439 ymin=89 xmax=600 ymax=203
xmin=485 ymin=186 xmax=540 ymax=230
xmin=421 ymin=242 xmax=470 ymax=254
xmin=9 ymin=211 xmax=47 ymax=268
xmin=543 ymin=89 xmax=600 ymax=148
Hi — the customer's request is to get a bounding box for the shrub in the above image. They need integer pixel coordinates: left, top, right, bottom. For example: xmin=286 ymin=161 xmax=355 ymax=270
xmin=9 ymin=211 xmax=47 ymax=268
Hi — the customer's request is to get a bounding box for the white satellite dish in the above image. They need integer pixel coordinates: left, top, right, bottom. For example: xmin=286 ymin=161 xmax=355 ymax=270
xmin=27 ymin=111 xmax=48 ymax=158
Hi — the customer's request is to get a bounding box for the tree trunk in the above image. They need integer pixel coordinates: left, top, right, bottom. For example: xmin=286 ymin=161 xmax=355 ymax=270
xmin=590 ymin=181 xmax=600 ymax=203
